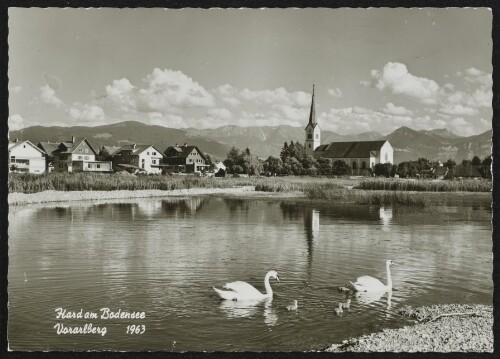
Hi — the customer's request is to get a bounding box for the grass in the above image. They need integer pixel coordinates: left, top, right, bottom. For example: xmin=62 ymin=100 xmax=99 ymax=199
xmin=356 ymin=178 xmax=491 ymax=192
xmin=8 ymin=172 xmax=258 ymax=194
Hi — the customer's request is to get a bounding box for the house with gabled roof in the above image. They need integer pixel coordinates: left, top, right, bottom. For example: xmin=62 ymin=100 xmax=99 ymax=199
xmin=9 ymin=139 xmax=46 ymax=174
xmin=37 ymin=141 xmax=60 ymax=172
xmin=52 ymin=136 xmax=113 ymax=173
xmin=163 ymin=143 xmax=210 ymax=173
xmin=111 ymin=143 xmax=164 ymax=174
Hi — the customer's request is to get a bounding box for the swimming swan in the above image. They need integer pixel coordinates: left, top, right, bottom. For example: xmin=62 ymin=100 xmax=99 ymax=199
xmin=349 ymin=260 xmax=395 ymax=292
xmin=213 ymin=271 xmax=280 ymax=301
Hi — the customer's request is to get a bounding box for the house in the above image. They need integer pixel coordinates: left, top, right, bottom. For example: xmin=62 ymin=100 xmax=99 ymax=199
xmin=163 ymin=144 xmax=210 ymax=173
xmin=313 ymin=140 xmax=394 ymax=175
xmin=37 ymin=141 xmax=60 ymax=172
xmin=52 ymin=136 xmax=113 ymax=173
xmin=8 ymin=139 xmax=46 ymax=174
xmin=302 ymin=85 xmax=393 ymax=175
xmin=111 ymin=143 xmax=164 ymax=174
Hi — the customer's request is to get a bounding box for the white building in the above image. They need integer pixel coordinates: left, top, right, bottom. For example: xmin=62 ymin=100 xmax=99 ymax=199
xmin=113 ymin=144 xmax=164 ymax=174
xmin=8 ymin=139 xmax=46 ymax=174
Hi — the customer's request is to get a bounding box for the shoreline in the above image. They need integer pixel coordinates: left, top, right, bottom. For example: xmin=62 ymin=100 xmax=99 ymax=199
xmin=325 ymin=304 xmax=493 ymax=352
xmin=8 ymin=187 xmax=491 ymax=207
xmin=8 ymin=187 xmax=306 ymax=206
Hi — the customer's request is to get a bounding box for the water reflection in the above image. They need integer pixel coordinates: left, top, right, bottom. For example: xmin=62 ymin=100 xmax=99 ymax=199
xmin=219 ymin=298 xmax=277 ymax=326
xmin=354 ymin=289 xmax=392 ymax=309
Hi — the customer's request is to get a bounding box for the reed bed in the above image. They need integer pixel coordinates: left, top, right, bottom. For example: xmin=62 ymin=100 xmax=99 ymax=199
xmin=8 ymin=173 xmax=256 ymax=194
xmin=356 ymin=178 xmax=491 ymax=192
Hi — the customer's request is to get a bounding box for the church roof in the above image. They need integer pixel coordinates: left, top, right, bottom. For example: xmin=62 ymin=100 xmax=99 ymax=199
xmin=314 ymin=140 xmax=388 ymax=158
xmin=304 ymin=84 xmax=318 ymax=130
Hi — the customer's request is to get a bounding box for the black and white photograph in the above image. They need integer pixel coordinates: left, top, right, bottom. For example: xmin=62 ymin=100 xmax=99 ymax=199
xmin=5 ymin=6 xmax=494 ymax=352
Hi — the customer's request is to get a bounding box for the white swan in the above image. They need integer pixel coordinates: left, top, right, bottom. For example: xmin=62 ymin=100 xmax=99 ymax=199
xmin=349 ymin=260 xmax=395 ymax=292
xmin=213 ymin=271 xmax=280 ymax=301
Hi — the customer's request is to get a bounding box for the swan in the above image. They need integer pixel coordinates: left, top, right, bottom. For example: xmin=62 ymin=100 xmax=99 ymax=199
xmin=334 ymin=303 xmax=343 ymax=315
xmin=212 ymin=271 xmax=280 ymax=301
xmin=342 ymin=299 xmax=351 ymax=309
xmin=349 ymin=260 xmax=395 ymax=292
xmin=286 ymin=300 xmax=298 ymax=311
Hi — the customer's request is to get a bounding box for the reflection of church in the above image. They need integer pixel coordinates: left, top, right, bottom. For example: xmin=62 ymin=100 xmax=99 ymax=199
xmin=304 ymin=85 xmax=395 ymax=175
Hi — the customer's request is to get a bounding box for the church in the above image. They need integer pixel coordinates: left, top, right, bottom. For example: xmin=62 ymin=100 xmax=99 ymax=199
xmin=305 ymin=85 xmax=394 ymax=175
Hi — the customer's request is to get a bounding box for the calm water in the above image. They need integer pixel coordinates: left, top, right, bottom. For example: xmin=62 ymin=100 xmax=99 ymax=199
xmin=8 ymin=197 xmax=492 ymax=351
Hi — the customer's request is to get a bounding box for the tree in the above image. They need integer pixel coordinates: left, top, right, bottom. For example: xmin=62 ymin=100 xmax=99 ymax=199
xmin=316 ymin=158 xmax=333 ymax=175
xmin=204 ymin=153 xmax=215 ymax=171
xmin=231 ymin=165 xmax=243 ymax=174
xmin=263 ymin=156 xmax=283 ymax=176
xmin=374 ymin=163 xmax=392 ymax=177
xmin=332 ymin=160 xmax=351 ymax=176
xmin=285 ymin=157 xmax=304 ymax=175
xmin=472 ymin=156 xmax=481 ymax=166
xmin=223 ymin=147 xmax=241 ymax=170
xmin=280 ymin=142 xmax=290 ymax=162
xmin=481 ymin=155 xmax=492 ymax=179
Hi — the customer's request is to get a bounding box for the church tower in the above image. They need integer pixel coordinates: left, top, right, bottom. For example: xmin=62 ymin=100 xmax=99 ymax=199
xmin=305 ymin=84 xmax=320 ymax=155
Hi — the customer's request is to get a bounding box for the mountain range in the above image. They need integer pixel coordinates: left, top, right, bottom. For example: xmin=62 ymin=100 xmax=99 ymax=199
xmin=10 ymin=121 xmax=492 ymax=163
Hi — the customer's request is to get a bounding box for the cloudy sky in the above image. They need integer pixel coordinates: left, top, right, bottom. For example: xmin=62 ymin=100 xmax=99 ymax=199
xmin=8 ymin=8 xmax=492 ymax=136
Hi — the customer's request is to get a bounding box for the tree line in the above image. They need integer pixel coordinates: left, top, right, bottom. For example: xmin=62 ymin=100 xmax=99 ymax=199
xmin=220 ymin=142 xmax=492 ymax=179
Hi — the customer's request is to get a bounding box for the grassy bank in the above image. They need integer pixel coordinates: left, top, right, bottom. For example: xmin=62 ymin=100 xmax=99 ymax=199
xmin=8 ymin=173 xmax=360 ymax=194
xmin=357 ymin=178 xmax=491 ymax=192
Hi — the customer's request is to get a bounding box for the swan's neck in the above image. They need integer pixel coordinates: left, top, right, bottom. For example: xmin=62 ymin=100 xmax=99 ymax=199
xmin=264 ymin=273 xmax=273 ymax=297
xmin=386 ymin=263 xmax=392 ymax=289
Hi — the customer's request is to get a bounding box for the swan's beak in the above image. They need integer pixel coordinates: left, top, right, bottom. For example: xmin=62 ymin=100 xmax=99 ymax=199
xmin=392 ymin=262 xmax=397 ymax=266
xmin=276 ymin=275 xmax=280 ymax=282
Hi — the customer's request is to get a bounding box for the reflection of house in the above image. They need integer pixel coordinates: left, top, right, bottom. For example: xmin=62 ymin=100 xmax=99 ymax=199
xmin=163 ymin=144 xmax=210 ymax=173
xmin=304 ymin=85 xmax=393 ymax=175
xmin=52 ymin=136 xmax=112 ymax=173
xmin=112 ymin=144 xmax=163 ymax=174
xmin=314 ymin=140 xmax=394 ymax=175
xmin=9 ymin=139 xmax=46 ymax=174
xmin=37 ymin=141 xmax=59 ymax=172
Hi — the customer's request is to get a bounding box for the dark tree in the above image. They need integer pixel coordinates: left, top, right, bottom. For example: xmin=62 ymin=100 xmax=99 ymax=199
xmin=332 ymin=160 xmax=351 ymax=176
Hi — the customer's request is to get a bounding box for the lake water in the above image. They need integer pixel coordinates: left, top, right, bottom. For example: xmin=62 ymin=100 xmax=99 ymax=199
xmin=8 ymin=196 xmax=492 ymax=351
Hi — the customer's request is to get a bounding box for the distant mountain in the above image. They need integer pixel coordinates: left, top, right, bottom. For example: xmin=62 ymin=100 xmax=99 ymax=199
xmin=10 ymin=121 xmax=492 ymax=163
xmin=387 ymin=126 xmax=491 ymax=163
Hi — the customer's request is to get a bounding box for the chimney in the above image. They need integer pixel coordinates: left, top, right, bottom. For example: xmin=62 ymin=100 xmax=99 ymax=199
xmin=71 ymin=135 xmax=75 ymax=143
xmin=175 ymin=143 xmax=178 ymax=147
xmin=184 ymin=143 xmax=187 ymax=147
xmin=14 ymin=138 xmax=18 ymax=143
xmin=133 ymin=143 xmax=136 ymax=149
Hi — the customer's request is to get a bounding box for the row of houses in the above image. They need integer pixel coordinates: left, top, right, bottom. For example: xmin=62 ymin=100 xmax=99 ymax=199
xmin=8 ymin=136 xmax=218 ymax=175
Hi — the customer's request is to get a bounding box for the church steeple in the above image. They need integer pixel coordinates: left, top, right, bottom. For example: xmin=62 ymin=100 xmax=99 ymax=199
xmin=305 ymin=84 xmax=320 ymax=155
xmin=308 ymin=84 xmax=316 ymax=126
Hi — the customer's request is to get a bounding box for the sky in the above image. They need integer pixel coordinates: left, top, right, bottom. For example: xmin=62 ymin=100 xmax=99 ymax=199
xmin=8 ymin=8 xmax=493 ymax=136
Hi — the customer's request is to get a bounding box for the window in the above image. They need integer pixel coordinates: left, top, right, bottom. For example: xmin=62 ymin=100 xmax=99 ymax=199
xmin=10 ymin=156 xmax=15 ymax=161
xmin=307 ymin=134 xmax=312 ymax=139
xmin=142 ymin=159 xmax=145 ymax=163
xmin=316 ymin=134 xmax=319 ymax=139
xmin=152 ymin=159 xmax=156 ymax=164
xmin=361 ymin=161 xmax=366 ymax=169
xmin=352 ymin=162 xmax=357 ymax=169
xmin=88 ymin=164 xmax=91 ymax=168
xmin=147 ymin=152 xmax=150 ymax=155
xmin=189 ymin=159 xmax=193 ymax=163
xmin=79 ymin=148 xmax=84 ymax=152
xmin=78 ymin=156 xmax=82 ymax=159
xmin=385 ymin=153 xmax=388 ymax=162
xmin=309 ymin=144 xmax=311 ymax=148
xmin=23 ymin=145 xmax=26 ymax=148
xmin=153 ymin=152 xmax=156 ymax=155
xmin=97 ymin=164 xmax=100 ymax=169
xmin=84 ymin=156 xmax=89 ymax=160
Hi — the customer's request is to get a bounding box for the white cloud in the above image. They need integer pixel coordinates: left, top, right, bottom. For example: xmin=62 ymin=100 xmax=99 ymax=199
xmin=438 ymin=104 xmax=478 ymax=116
xmin=39 ymin=85 xmax=64 ymax=108
xmin=8 ymin=113 xmax=25 ymax=131
xmin=207 ymin=107 xmax=233 ymax=120
xmin=67 ymin=103 xmax=105 ymax=125
xmin=448 ymin=117 xmax=476 ymax=137
xmin=382 ymin=102 xmax=413 ymax=116
xmin=328 ymin=87 xmax=343 ymax=98
xmin=105 ymin=78 xmax=135 ymax=96
xmin=146 ymin=112 xmax=188 ymax=128
xmin=371 ymin=62 xmax=440 ymax=102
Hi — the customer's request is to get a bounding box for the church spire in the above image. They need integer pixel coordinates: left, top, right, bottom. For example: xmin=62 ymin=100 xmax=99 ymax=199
xmin=308 ymin=84 xmax=316 ymax=126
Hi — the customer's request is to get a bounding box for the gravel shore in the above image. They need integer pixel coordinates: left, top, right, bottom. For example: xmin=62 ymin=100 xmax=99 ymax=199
xmin=326 ymin=304 xmax=493 ymax=352
xmin=8 ymin=187 xmax=305 ymax=206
